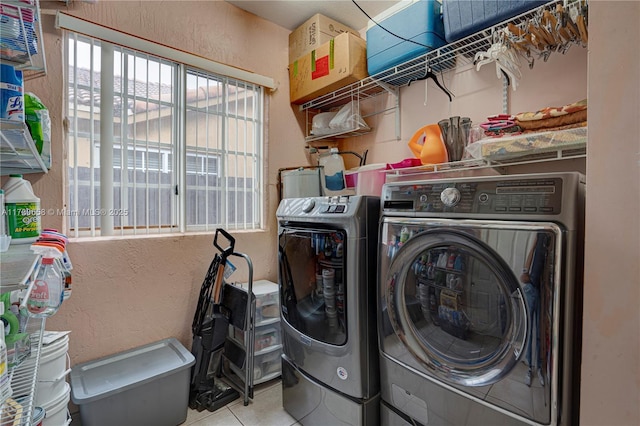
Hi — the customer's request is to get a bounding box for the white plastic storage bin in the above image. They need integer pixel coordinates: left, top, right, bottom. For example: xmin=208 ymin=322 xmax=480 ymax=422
xmin=253 ymin=346 xmax=282 ymax=383
xmin=241 ymin=279 xmax=279 ymax=325
xmin=230 ymin=344 xmax=282 ymax=385
xmin=234 ymin=324 xmax=282 ymax=352
xmin=231 ymin=279 xmax=282 ymax=384
xmin=69 ymin=338 xmax=195 ymax=426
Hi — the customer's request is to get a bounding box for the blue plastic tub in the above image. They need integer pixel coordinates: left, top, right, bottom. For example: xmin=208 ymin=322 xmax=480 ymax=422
xmin=442 ymin=0 xmax=548 ymax=42
xmin=366 ymin=0 xmax=447 ymax=78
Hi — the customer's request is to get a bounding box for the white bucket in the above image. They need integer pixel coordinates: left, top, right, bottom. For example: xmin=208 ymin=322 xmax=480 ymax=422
xmin=282 ymin=168 xmax=321 ymax=199
xmin=22 ymin=335 xmax=70 ymax=406
xmin=41 ymin=382 xmax=70 ymax=426
xmin=37 ymin=335 xmax=69 ymax=379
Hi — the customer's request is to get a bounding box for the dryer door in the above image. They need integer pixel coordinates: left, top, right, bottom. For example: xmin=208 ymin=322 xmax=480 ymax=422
xmin=279 ymin=225 xmax=347 ymax=346
xmin=379 ymin=218 xmax=561 ymax=389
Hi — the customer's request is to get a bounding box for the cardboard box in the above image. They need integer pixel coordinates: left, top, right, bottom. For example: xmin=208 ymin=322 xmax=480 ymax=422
xmin=289 ymin=13 xmax=361 ymax=63
xmin=289 ymin=32 xmax=368 ymax=105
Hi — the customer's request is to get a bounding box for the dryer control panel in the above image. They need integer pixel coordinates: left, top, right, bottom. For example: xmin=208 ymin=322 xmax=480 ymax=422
xmin=383 ymin=176 xmax=564 ymax=216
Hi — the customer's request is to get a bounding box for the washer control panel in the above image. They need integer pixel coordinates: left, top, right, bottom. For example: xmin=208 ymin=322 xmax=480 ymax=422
xmin=300 ymin=196 xmax=351 ymax=215
xmin=383 ymin=177 xmax=564 ymax=215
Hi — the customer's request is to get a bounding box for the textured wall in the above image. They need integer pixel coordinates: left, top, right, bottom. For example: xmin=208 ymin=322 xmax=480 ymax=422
xmin=22 ymin=0 xmax=309 ymax=365
xmin=8 ymin=2 xmax=639 ymax=423
xmin=580 ymin=2 xmax=640 ymax=425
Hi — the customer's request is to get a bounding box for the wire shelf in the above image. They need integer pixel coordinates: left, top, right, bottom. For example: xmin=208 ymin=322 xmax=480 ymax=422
xmin=0 ymin=119 xmax=49 ymax=175
xmin=0 ymin=0 xmax=47 ymax=73
xmin=300 ymin=0 xmax=582 ymax=113
xmin=2 ymin=317 xmax=45 ymax=426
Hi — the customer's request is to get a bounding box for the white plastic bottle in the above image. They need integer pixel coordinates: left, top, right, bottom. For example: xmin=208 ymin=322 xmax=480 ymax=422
xmin=26 ymin=257 xmax=63 ymax=317
xmin=319 ymin=148 xmax=346 ymax=196
xmin=3 ymin=174 xmax=41 ymax=244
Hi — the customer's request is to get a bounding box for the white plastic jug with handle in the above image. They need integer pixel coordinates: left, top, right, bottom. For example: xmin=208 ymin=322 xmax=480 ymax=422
xmin=3 ymin=174 xmax=41 ymax=244
xmin=319 ymin=148 xmax=346 ymax=196
xmin=0 ymin=189 xmax=10 ymax=251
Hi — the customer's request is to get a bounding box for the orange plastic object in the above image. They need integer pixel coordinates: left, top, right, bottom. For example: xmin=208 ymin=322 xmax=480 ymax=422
xmin=407 ymin=124 xmax=448 ymax=165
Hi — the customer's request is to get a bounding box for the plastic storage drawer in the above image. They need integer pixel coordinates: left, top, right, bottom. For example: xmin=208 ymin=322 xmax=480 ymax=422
xmin=229 ymin=344 xmax=283 ymax=385
xmin=69 ymin=338 xmax=195 ymax=426
xmin=442 ymin=0 xmax=548 ymax=42
xmin=239 ymin=279 xmax=279 ymax=324
xmin=366 ymin=0 xmax=446 ymax=78
xmin=234 ymin=324 xmax=282 ymax=352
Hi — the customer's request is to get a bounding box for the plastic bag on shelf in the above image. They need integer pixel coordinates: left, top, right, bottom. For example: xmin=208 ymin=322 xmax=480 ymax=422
xmin=24 ymin=92 xmax=51 ymax=167
xmin=328 ymin=101 xmax=369 ymax=132
xmin=310 ymin=111 xmax=337 ymax=136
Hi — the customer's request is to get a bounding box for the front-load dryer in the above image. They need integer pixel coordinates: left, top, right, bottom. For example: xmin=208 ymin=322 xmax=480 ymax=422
xmin=278 ymin=195 xmax=380 ymax=426
xmin=378 ymin=172 xmax=584 ymax=425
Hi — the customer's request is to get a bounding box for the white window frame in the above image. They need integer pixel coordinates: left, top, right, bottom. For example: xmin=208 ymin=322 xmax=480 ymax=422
xmin=63 ymin=19 xmax=268 ymax=238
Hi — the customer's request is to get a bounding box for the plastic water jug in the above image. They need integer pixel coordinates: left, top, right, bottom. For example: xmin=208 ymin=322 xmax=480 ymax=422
xmin=3 ymin=174 xmax=41 ymax=244
xmin=319 ymin=148 xmax=346 ymax=196
xmin=0 ymin=64 xmax=24 ymax=121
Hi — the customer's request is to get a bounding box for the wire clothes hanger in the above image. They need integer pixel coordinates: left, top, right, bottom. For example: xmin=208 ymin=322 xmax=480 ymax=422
xmin=408 ymin=65 xmax=454 ymax=102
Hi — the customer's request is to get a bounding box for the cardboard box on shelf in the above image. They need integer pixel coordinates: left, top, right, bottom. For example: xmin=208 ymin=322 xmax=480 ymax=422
xmin=289 ymin=32 xmax=368 ymax=105
xmin=289 ymin=13 xmax=361 ymax=63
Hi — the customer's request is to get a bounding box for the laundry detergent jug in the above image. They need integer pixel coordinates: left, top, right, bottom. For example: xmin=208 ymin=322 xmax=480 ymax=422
xmin=3 ymin=174 xmax=41 ymax=244
xmin=319 ymin=148 xmax=346 ymax=196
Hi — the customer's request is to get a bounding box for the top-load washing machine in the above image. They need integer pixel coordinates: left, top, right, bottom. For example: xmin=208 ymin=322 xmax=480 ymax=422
xmin=378 ymin=172 xmax=585 ymax=425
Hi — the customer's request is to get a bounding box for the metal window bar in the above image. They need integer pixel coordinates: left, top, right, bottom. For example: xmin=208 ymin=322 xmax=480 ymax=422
xmin=88 ymin=40 xmax=96 ymax=237
xmin=220 ymin=76 xmax=228 ymax=229
xmin=122 ymin=47 xmax=132 ymax=235
xmin=89 ymin=39 xmax=97 ymax=237
xmin=69 ymin=34 xmax=78 ymax=237
xmin=182 ymin=71 xmax=261 ymax=230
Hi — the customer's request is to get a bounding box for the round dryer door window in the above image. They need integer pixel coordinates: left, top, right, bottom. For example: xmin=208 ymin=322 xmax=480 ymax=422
xmin=384 ymin=228 xmax=527 ymax=387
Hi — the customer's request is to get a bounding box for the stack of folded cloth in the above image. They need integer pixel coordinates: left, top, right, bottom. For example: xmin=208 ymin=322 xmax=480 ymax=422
xmin=515 ymin=99 xmax=587 ymax=132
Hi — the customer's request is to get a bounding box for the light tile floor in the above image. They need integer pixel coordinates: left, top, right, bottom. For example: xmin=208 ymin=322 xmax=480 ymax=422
xmin=182 ymin=378 xmax=298 ymax=426
xmin=70 ymin=378 xmax=297 ymax=426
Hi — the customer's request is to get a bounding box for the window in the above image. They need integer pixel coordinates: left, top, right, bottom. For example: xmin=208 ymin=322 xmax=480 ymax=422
xmin=66 ymin=33 xmax=264 ymax=237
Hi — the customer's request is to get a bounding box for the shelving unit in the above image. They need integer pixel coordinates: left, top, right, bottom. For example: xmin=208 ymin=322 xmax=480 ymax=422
xmin=0 ymin=120 xmax=48 ymax=175
xmin=299 ymin=0 xmax=585 ymax=144
xmin=303 ymin=83 xmax=399 ymax=143
xmin=225 ymin=279 xmax=282 ymax=386
xmin=1 ymin=239 xmax=71 ymax=425
xmin=0 ymin=244 xmax=44 ymax=426
xmin=1 ymin=317 xmax=45 ymax=426
xmin=385 ymin=140 xmax=586 ymax=182
xmin=0 ymin=245 xmax=40 ymax=293
xmin=0 ymin=0 xmax=47 ymax=73
xmin=0 ymin=0 xmax=48 ymax=176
